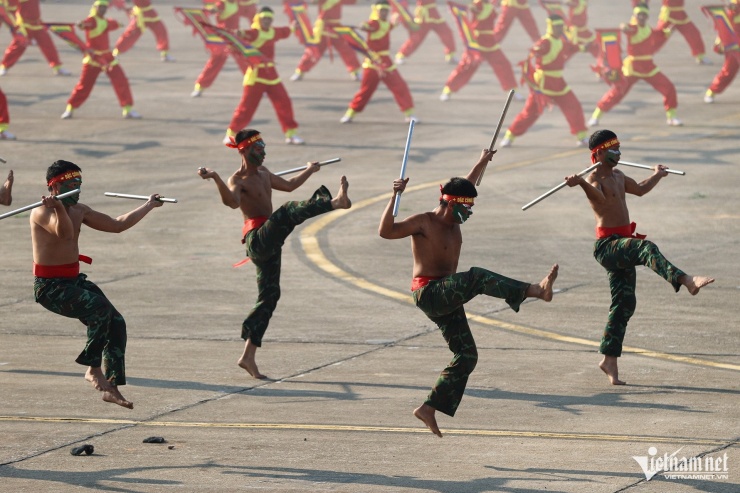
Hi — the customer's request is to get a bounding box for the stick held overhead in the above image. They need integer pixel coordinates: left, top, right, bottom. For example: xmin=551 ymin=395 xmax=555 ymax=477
xmin=274 ymin=158 xmax=341 ymax=177
xmin=0 ymin=189 xmax=80 ymax=220
xmin=477 ymin=89 xmax=516 ymax=186
xmin=393 ymin=120 xmax=416 ymax=217
xmin=104 ymin=193 xmax=178 ymax=203
xmin=522 ymin=163 xmax=601 ymax=211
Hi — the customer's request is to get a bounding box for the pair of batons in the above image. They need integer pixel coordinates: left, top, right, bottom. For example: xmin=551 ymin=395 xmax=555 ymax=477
xmin=0 ymin=189 xmax=80 ymax=220
xmin=104 ymin=193 xmax=178 ymax=203
xmin=522 ymin=160 xmax=686 ymax=211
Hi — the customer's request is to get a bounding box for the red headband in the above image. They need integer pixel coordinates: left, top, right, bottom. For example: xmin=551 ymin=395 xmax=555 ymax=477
xmin=225 ymin=133 xmax=263 ymax=151
xmin=440 ymin=194 xmax=475 ymax=205
xmin=47 ymin=170 xmax=81 ymax=187
xmin=590 ymin=138 xmax=619 ymax=163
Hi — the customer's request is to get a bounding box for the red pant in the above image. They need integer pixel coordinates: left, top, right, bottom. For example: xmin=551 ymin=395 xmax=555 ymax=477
xmin=348 ymin=68 xmax=413 ymax=114
xmin=67 ymin=62 xmax=133 ymax=109
xmin=508 ymin=89 xmax=586 ymax=137
xmin=656 ymin=19 xmax=705 ymax=58
xmin=397 ymin=22 xmax=456 ymax=58
xmin=228 ymin=82 xmax=298 ymax=133
xmin=493 ymin=6 xmax=540 ymax=43
xmin=596 ymin=72 xmax=677 ymax=112
xmin=708 ymin=51 xmax=740 ymax=95
xmin=445 ymin=49 xmax=517 ymax=93
xmin=0 ymin=88 xmax=9 ymax=125
xmin=115 ymin=17 xmax=170 ymax=53
xmin=2 ymin=28 xmax=61 ymax=69
xmin=195 ymin=46 xmax=251 ymax=89
xmin=296 ymin=33 xmax=360 ymax=74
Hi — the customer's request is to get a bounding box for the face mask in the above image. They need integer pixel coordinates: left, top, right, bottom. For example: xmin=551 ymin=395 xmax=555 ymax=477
xmin=607 ymin=149 xmax=621 ymax=165
xmin=452 ymin=202 xmax=473 ymax=224
xmin=58 ymin=179 xmax=81 ymax=206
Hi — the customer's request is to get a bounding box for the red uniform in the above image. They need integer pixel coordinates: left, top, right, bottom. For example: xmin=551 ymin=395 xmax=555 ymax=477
xmin=345 ymin=16 xmax=415 ymax=120
xmin=294 ymin=0 xmax=360 ymax=77
xmin=193 ymin=0 xmax=251 ymax=92
xmin=706 ymin=3 xmax=740 ymax=99
xmin=395 ymin=0 xmax=456 ymax=61
xmin=1 ymin=0 xmax=67 ymax=73
xmin=226 ymin=25 xmax=299 ymax=138
xmin=66 ymin=12 xmax=136 ymax=114
xmin=238 ymin=0 xmax=258 ymax=24
xmin=656 ymin=0 xmax=706 ymax=60
xmin=114 ymin=0 xmax=171 ymax=58
xmin=595 ymin=22 xmax=677 ymax=117
xmin=505 ymin=29 xmax=587 ymax=144
xmin=493 ymin=0 xmax=539 ymax=44
xmin=566 ymin=0 xmax=598 ymax=57
xmin=0 ymin=87 xmax=11 ymax=136
xmin=443 ymin=0 xmax=517 ymax=96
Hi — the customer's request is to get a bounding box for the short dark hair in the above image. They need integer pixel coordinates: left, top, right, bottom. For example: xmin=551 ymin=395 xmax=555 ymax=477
xmin=46 ymin=160 xmax=81 ymax=187
xmin=440 ymin=177 xmax=477 ymax=205
xmin=234 ymin=129 xmax=261 ymax=146
xmin=548 ymin=14 xmax=564 ymax=22
xmin=589 ymin=129 xmax=618 ymax=151
xmin=259 ymin=6 xmax=273 ymax=14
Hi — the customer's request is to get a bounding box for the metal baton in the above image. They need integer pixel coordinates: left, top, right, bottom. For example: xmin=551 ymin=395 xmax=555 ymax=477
xmin=618 ymin=160 xmax=685 ymax=176
xmin=522 ymin=163 xmax=601 ymax=211
xmin=274 ymin=158 xmax=341 ymax=177
xmin=477 ymin=89 xmax=516 ymax=186
xmin=104 ymin=193 xmax=178 ymax=203
xmin=392 ymin=119 xmax=416 ymax=217
xmin=0 ymin=189 xmax=81 ymax=220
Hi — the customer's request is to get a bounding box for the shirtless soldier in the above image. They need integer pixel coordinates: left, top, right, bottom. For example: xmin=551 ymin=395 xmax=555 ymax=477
xmin=379 ymin=149 xmax=558 ymax=437
xmin=30 ymin=160 xmax=163 ymax=408
xmin=198 ymin=129 xmax=351 ymax=379
xmin=0 ymin=169 xmax=12 ymax=205
xmin=565 ymin=130 xmax=714 ymax=385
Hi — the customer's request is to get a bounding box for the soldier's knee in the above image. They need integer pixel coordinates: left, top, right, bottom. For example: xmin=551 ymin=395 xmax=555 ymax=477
xmin=462 ymin=348 xmax=478 ymax=374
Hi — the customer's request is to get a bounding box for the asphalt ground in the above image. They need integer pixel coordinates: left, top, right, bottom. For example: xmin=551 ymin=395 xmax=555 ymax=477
xmin=0 ymin=1 xmax=737 ymax=492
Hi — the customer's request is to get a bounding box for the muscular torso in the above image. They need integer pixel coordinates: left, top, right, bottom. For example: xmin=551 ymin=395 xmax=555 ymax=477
xmin=233 ymin=167 xmax=274 ymax=219
xmin=586 ymin=169 xmax=631 ymax=228
xmin=30 ymin=204 xmax=87 ymax=265
xmin=410 ymin=211 xmax=462 ymax=278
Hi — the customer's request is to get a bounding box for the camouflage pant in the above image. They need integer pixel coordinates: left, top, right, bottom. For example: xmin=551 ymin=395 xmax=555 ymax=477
xmin=34 ymin=273 xmax=127 ymax=385
xmin=412 ymin=267 xmax=530 ymax=416
xmin=242 ymin=185 xmax=334 ymax=346
xmin=594 ymin=236 xmax=685 ymax=357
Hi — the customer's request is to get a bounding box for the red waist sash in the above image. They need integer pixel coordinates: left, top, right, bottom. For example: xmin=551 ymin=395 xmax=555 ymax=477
xmin=241 ymin=216 xmax=268 ymax=244
xmin=596 ymin=222 xmax=646 ymax=240
xmin=411 ymin=276 xmax=442 ymax=292
xmin=33 ymin=255 xmax=92 ymax=278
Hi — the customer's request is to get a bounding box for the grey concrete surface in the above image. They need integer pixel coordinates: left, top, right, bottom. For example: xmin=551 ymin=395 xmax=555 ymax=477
xmin=0 ymin=1 xmax=737 ymax=492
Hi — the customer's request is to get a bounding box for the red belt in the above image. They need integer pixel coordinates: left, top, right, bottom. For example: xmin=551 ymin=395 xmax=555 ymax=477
xmin=33 ymin=255 xmax=92 ymax=278
xmin=596 ymin=222 xmax=646 ymax=239
xmin=411 ymin=276 xmax=442 ymax=292
xmin=241 ymin=216 xmax=268 ymax=244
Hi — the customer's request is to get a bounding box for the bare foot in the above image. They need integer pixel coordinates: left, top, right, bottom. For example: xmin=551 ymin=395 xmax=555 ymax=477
xmin=85 ymin=367 xmax=113 ymax=392
xmin=237 ymin=339 xmax=267 ymax=379
xmin=681 ymin=275 xmax=715 ymax=295
xmin=237 ymin=358 xmax=267 ymax=379
xmin=413 ymin=404 xmax=442 ymax=437
xmin=526 ymin=264 xmax=559 ymax=301
xmin=102 ymin=386 xmax=134 ymax=409
xmin=599 ymin=355 xmax=626 ymax=385
xmin=330 ymin=175 xmax=352 ymax=210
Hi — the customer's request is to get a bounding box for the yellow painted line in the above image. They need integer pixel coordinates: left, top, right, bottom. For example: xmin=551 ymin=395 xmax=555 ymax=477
xmin=301 ymin=177 xmax=740 ymax=372
xmin=0 ymin=416 xmax=726 ymax=445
